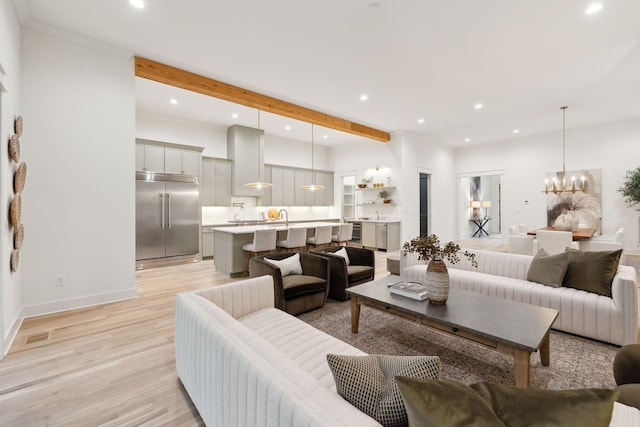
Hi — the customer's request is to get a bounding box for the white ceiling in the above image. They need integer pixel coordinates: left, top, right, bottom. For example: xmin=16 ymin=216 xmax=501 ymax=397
xmin=13 ymin=0 xmax=640 ymax=147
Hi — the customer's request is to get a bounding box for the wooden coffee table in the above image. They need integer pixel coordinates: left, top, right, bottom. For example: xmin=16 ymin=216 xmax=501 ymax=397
xmin=346 ymin=276 xmax=559 ymax=388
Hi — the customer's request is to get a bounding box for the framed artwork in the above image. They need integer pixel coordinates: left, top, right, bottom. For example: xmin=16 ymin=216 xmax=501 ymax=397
xmin=546 ymin=169 xmax=602 ymax=231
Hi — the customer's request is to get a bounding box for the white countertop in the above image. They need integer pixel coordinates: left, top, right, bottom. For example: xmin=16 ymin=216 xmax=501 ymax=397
xmin=211 ymin=221 xmax=340 ymax=234
xmin=345 ymin=218 xmax=401 ymax=223
xmin=203 ymin=218 xmax=340 ymax=227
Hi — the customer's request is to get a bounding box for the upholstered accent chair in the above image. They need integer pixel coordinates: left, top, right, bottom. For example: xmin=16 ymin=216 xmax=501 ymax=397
xmin=613 ymin=343 xmax=640 ymax=410
xmin=311 ymin=246 xmax=375 ymax=300
xmin=532 ymin=230 xmax=579 ymax=255
xmin=249 ymin=252 xmax=329 ymax=315
xmin=507 ymin=224 xmax=535 ymax=255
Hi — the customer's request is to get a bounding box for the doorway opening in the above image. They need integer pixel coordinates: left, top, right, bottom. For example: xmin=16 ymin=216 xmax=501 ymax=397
xmin=419 ymin=172 xmax=430 ymax=237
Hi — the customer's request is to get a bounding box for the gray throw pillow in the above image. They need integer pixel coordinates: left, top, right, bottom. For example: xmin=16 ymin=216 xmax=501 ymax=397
xmin=526 ymin=249 xmax=570 ymax=287
xmin=326 ymin=354 xmax=440 ymax=427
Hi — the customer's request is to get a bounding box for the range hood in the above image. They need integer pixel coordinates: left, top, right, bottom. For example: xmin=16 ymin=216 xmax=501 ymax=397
xmin=227 ymin=124 xmax=267 ymax=197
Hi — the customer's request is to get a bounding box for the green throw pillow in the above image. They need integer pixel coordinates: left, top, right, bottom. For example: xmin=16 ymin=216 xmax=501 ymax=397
xmin=526 ymin=249 xmax=570 ymax=287
xmin=563 ymin=249 xmax=622 ymax=297
xmin=396 ymin=377 xmax=505 ymax=427
xmin=326 ymin=354 xmax=440 ymax=427
xmin=395 ymin=377 xmax=618 ymax=427
xmin=470 ymin=382 xmax=618 ymax=427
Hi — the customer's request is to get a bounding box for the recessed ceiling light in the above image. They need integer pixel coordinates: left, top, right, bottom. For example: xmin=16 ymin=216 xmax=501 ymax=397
xmin=169 ymin=98 xmax=178 ymax=105
xmin=464 ymin=137 xmax=471 ymax=142
xmin=129 ymin=0 xmax=144 ymax=9
xmin=360 ymin=94 xmax=368 ymax=101
xmin=513 ymin=129 xmax=520 ymax=134
xmin=417 ymin=118 xmax=425 ymax=124
xmin=474 ymin=103 xmax=483 ymax=110
xmin=285 ymin=126 xmax=291 ymax=130
xmin=323 ymin=134 xmax=328 ymax=139
xmin=585 ymin=3 xmax=603 ymax=14
xmin=231 ymin=113 xmax=239 ymax=119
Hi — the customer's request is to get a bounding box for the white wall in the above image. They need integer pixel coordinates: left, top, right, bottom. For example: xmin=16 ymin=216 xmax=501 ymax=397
xmin=20 ymin=28 xmax=137 ymax=317
xmin=0 ymin=0 xmax=23 ymax=357
xmin=456 ymin=118 xmax=640 ymax=248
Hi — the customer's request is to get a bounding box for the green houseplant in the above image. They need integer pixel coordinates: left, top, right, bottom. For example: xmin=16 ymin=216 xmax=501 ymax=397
xmin=378 ymin=190 xmax=391 ymax=203
xmin=618 ymin=167 xmax=640 ymax=211
xmin=402 ymin=235 xmax=477 ymax=304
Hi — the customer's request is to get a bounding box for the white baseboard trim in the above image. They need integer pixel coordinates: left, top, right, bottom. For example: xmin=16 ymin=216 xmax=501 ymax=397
xmin=3 ymin=316 xmax=24 ymax=358
xmin=19 ymin=288 xmax=138 ymax=319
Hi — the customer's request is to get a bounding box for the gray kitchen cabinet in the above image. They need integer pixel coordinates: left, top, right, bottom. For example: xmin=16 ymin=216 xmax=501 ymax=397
xmin=260 ymin=166 xmax=273 ymax=205
xmin=294 ymin=170 xmax=316 ymax=206
xmin=202 ymin=226 xmax=215 ymax=259
xmin=361 ymin=222 xmax=376 ymax=248
xmin=136 ymin=143 xmax=164 ymax=172
xmin=314 ymin=171 xmax=334 ymax=206
xmin=202 ymin=157 xmax=232 ymax=206
xmin=165 ymin=147 xmax=200 ymax=176
xmin=361 ymin=221 xmax=401 ymax=251
xmin=269 ymin=166 xmax=295 ymax=206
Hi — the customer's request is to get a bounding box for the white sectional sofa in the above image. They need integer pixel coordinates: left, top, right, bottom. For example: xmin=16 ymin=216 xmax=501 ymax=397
xmin=175 ymin=275 xmax=640 ymax=426
xmin=174 ymin=275 xmax=381 ymax=427
xmin=401 ymin=249 xmax=639 ymax=346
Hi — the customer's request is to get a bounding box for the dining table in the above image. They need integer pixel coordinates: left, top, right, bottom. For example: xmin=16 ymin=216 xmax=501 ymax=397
xmin=526 ymin=226 xmax=596 ymax=241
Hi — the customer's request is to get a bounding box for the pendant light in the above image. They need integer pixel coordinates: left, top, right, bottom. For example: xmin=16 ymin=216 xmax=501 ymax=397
xmin=302 ymin=124 xmax=325 ymax=191
xmin=245 ymin=110 xmax=272 ymax=189
xmin=543 ymin=106 xmax=586 ymax=194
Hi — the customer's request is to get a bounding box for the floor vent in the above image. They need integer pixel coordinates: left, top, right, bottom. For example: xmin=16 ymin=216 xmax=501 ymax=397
xmin=26 ymin=332 xmax=50 ymax=344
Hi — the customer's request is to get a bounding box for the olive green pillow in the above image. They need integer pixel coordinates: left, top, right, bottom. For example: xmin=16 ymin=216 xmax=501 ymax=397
xmin=396 ymin=377 xmax=618 ymax=427
xmin=563 ymin=249 xmax=622 ymax=297
xmin=396 ymin=377 xmax=506 ymax=427
xmin=470 ymin=382 xmax=618 ymax=427
xmin=526 ymin=249 xmax=570 ymax=287
xmin=326 ymin=354 xmax=440 ymax=427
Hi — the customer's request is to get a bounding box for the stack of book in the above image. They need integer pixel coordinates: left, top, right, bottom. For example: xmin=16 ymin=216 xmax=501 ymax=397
xmin=388 ymin=281 xmax=429 ymax=301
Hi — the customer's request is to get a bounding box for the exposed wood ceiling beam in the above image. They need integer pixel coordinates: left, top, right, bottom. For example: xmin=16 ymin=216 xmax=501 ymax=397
xmin=135 ymin=57 xmax=390 ymax=142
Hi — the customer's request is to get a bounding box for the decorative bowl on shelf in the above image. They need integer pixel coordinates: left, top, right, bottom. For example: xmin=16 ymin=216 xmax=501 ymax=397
xmin=357 ymin=184 xmax=367 ymax=189
xmin=383 ymin=199 xmax=392 ymax=204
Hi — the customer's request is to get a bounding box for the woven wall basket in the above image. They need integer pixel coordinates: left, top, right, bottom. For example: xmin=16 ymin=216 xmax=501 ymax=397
xmin=9 ymin=134 xmax=20 ymax=163
xmin=10 ymin=249 xmax=20 ymax=272
xmin=14 ymin=115 xmax=23 ymax=137
xmin=9 ymin=193 xmax=21 ymax=229
xmin=14 ymin=223 xmax=24 ymax=249
xmin=14 ymin=162 xmax=27 ymax=193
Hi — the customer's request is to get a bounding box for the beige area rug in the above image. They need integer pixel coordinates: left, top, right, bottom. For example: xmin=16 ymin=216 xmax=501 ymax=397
xmin=298 ymin=299 xmax=620 ymax=390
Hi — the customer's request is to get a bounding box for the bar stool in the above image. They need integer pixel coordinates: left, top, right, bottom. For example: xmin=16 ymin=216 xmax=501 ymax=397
xmin=306 ymin=225 xmax=333 ymax=251
xmin=331 ymin=223 xmax=353 ymax=246
xmin=277 ymin=227 xmax=308 ymax=253
xmin=242 ymin=228 xmax=277 ymax=273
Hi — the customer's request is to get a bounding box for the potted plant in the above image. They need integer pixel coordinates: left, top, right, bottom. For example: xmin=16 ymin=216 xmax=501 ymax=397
xmin=402 ymin=234 xmax=477 ymax=304
xmin=358 ymin=176 xmax=373 ymax=189
xmin=618 ymin=167 xmax=640 ymax=211
xmin=378 ymin=190 xmax=391 ymax=203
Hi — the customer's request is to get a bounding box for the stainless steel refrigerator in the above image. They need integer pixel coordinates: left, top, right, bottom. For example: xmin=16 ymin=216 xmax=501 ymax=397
xmin=136 ymin=172 xmax=199 ymax=264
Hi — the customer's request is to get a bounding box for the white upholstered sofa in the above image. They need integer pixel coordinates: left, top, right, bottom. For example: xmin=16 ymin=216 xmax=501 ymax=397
xmin=175 ymin=275 xmax=640 ymax=426
xmin=174 ymin=275 xmax=381 ymax=427
xmin=401 ymin=249 xmax=639 ymax=346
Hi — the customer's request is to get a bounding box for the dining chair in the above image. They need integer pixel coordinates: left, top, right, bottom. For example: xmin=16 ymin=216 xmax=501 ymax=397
xmin=532 ymin=230 xmax=578 ymax=255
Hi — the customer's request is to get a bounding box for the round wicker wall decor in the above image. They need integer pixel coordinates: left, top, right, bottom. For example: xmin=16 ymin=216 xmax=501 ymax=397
xmin=9 ymin=193 xmax=21 ymax=229
xmin=14 ymin=115 xmax=23 ymax=137
xmin=14 ymin=162 xmax=27 ymax=193
xmin=9 ymin=134 xmax=20 ymax=163
xmin=10 ymin=249 xmax=20 ymax=272
xmin=14 ymin=224 xmax=24 ymax=249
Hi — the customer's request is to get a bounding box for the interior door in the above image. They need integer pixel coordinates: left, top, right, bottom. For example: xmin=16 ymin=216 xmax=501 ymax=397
xmin=136 ymin=180 xmax=166 ymax=260
xmin=165 ymin=181 xmax=200 ymax=257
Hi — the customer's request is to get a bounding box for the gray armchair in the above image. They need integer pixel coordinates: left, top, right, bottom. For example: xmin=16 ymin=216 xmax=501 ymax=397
xmin=249 ymin=252 xmax=329 ymax=315
xmin=311 ymin=246 xmax=375 ymax=300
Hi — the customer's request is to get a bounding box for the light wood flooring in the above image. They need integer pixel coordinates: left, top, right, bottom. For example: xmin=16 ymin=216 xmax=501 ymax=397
xmin=0 ymin=237 xmax=499 ymax=426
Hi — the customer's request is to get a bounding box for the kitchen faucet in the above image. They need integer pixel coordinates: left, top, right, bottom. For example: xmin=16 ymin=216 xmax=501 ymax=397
xmin=279 ymin=208 xmax=289 ymax=226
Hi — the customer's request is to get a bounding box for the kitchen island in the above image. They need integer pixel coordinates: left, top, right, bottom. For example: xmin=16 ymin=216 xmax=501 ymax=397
xmin=212 ymin=221 xmax=340 ymax=276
